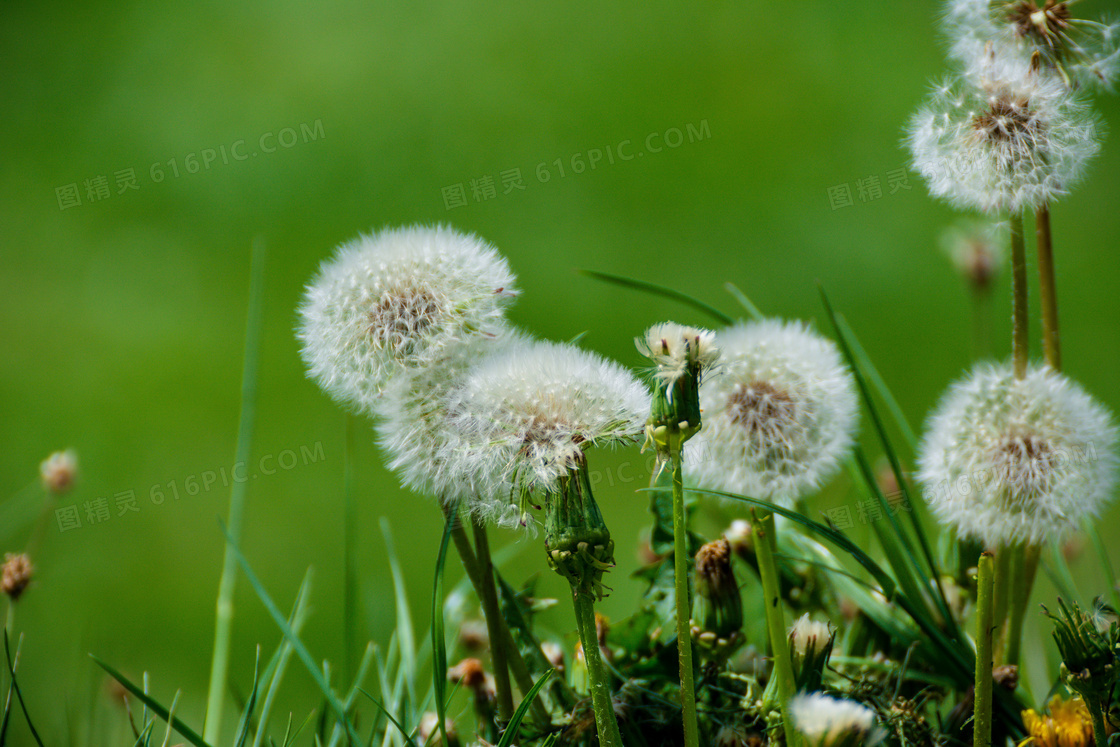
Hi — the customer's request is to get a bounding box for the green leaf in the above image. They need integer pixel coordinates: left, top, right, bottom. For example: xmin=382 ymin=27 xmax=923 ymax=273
xmin=578 ymin=269 xmax=733 ymax=325
xmin=232 ymin=648 xmax=261 ymax=747
xmin=90 ymin=653 xmax=211 ymax=747
xmin=723 ymin=281 xmax=763 ymax=321
xmin=495 ymin=670 xmax=554 ymax=747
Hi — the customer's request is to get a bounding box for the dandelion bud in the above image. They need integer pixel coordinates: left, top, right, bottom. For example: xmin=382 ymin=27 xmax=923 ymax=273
xmin=788 ymin=613 xmax=834 ymax=692
xmin=1045 ymin=599 xmax=1119 ymax=707
xmin=448 ymin=658 xmax=497 ymax=726
xmin=1022 ymin=695 xmax=1096 ymax=747
xmin=789 ymin=693 xmax=882 ymax=747
xmin=1 ymin=553 xmax=33 ymax=601
xmin=690 ymin=539 xmax=744 ymax=658
xmin=541 ymin=641 xmax=565 ymax=673
xmin=724 ymin=519 xmax=754 ymax=562
xmin=418 ymin=712 xmax=460 ymax=747
xmin=40 ymin=450 xmax=78 ymax=495
xmin=636 ymin=322 xmax=719 ymax=460
xmin=689 ymin=320 xmax=858 ymax=506
xmin=544 ymin=455 xmax=616 ymax=600
xmin=917 ymin=363 xmax=1117 ymax=547
xmin=457 ymin=619 xmax=489 ymax=654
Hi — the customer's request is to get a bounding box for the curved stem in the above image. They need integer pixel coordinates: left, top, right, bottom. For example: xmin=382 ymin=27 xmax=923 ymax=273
xmin=1036 ymin=204 xmax=1061 ymax=371
xmin=753 ymin=511 xmax=798 ymax=747
xmin=1010 ymin=211 xmax=1029 ymax=380
xmin=672 ymin=457 xmax=700 ymax=747
xmin=471 ymin=520 xmax=514 ymax=721
xmin=572 ymin=588 xmax=624 ymax=747
xmin=974 ymin=552 xmax=996 ymax=747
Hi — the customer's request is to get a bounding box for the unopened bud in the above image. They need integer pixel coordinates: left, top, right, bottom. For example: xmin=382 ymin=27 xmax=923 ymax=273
xmin=788 ymin=613 xmax=834 ymax=692
xmin=40 ymin=450 xmax=78 ymax=495
xmin=1 ymin=553 xmax=33 ymax=601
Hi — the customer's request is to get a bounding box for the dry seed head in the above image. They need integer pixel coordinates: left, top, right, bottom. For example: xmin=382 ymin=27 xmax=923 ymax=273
xmin=790 ymin=693 xmax=881 ymax=747
xmin=636 ymin=321 xmax=719 ymax=385
xmin=40 ymin=449 xmax=78 ymax=495
xmin=2 ymin=553 xmax=33 ymax=601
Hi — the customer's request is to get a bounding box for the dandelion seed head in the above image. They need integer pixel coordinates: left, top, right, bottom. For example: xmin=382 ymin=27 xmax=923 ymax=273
xmin=297 ymin=225 xmax=517 ymax=414
xmin=789 ymin=613 xmax=833 ymax=658
xmin=688 ymin=320 xmax=859 ymax=506
xmin=636 ymin=321 xmax=719 ymax=384
xmin=790 ymin=693 xmax=878 ymax=746
xmin=1 ymin=553 xmax=33 ymax=601
xmin=917 ymin=363 xmax=1117 ymax=546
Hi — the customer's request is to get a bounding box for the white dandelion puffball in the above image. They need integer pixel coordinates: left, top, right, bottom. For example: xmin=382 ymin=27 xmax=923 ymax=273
xmin=636 ymin=322 xmax=720 ymax=384
xmin=687 ymin=320 xmax=859 ymax=506
xmin=917 ymin=363 xmax=1117 ymax=547
xmin=790 ymin=693 xmax=879 ymax=747
xmin=448 ymin=340 xmax=649 ymax=528
xmin=789 ymin=613 xmax=833 ymax=658
xmin=945 ymin=0 xmax=1120 ymax=91
xmin=373 ymin=326 xmax=527 ymax=509
xmin=907 ymin=50 xmax=1099 ymax=213
xmin=297 ymin=224 xmax=518 ymax=414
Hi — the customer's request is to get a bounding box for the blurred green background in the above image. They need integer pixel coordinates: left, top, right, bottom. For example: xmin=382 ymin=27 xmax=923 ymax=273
xmin=3 ymin=0 xmax=1119 ymax=742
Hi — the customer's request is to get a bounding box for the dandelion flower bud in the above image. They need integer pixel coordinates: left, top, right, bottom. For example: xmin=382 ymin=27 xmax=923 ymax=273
xmin=917 ymin=363 xmax=1117 ymax=546
xmin=297 ymin=225 xmax=517 ymax=414
xmin=449 ymin=340 xmax=648 ymax=526
xmin=40 ymin=450 xmax=78 ymax=495
xmin=637 ymin=322 xmax=719 ymax=459
xmin=1045 ymin=599 xmax=1119 ymax=706
xmin=690 ymin=539 xmax=744 ymax=658
xmin=418 ymin=713 xmax=460 ymax=747
xmin=907 ymin=51 xmax=1099 ymax=213
xmin=788 ymin=613 xmax=834 ymax=692
xmin=1 ymin=553 xmax=33 ymax=601
xmin=448 ymin=657 xmax=497 ymax=725
xmin=688 ymin=320 xmax=859 ymax=507
xmin=789 ymin=693 xmax=881 ymax=747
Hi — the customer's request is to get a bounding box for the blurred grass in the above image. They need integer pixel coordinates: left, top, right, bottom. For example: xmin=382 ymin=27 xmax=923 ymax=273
xmin=2 ymin=0 xmax=1119 ymax=742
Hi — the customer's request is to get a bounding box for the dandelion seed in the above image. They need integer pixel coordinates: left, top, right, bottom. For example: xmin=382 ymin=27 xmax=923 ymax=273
xmin=297 ymin=225 xmax=517 ymax=414
xmin=907 ymin=49 xmax=1100 ymax=213
xmin=688 ymin=320 xmax=859 ymax=506
xmin=917 ymin=363 xmax=1117 ymax=546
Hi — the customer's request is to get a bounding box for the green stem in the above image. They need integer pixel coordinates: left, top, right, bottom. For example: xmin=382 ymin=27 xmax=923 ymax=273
xmin=672 ymin=457 xmax=700 ymax=747
xmin=572 ymin=587 xmax=624 ymax=747
xmin=974 ymin=552 xmax=996 ymax=747
xmin=1003 ymin=543 xmax=1040 ymax=668
xmin=753 ymin=510 xmax=797 ymax=747
xmin=471 ymin=520 xmax=514 ymax=721
xmin=1088 ymin=697 xmax=1110 ymax=747
xmin=343 ymin=414 xmax=358 ymax=685
xmin=1036 ymin=204 xmax=1060 ymax=371
xmin=1010 ymin=212 xmax=1029 ymax=380
xmin=203 ymin=238 xmax=266 ymax=744
xmin=991 ymin=544 xmax=1012 ymax=661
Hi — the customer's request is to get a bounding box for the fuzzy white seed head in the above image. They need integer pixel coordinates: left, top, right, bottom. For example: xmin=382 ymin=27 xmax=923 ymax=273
xmin=372 ymin=326 xmax=528 ymax=509
xmin=448 ymin=340 xmax=649 ymax=529
xmin=917 ymin=363 xmax=1117 ymax=547
xmin=297 ymin=225 xmax=517 ymax=414
xmin=945 ymin=0 xmax=1120 ymax=91
xmin=789 ymin=613 xmax=833 ymax=658
xmin=40 ymin=449 xmax=78 ymax=495
xmin=907 ymin=51 xmax=1100 ymax=213
xmin=636 ymin=321 xmax=720 ymax=384
xmin=790 ymin=693 xmax=879 ymax=747
xmin=687 ymin=320 xmax=859 ymax=507
xmin=941 ymin=218 xmax=1007 ymax=291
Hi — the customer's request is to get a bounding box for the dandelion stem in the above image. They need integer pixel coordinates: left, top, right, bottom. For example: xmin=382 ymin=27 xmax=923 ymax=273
xmin=470 ymin=519 xmax=514 ymax=721
xmin=671 ymin=456 xmax=700 ymax=747
xmin=203 ymin=238 xmax=266 ymax=745
xmin=1010 ymin=212 xmax=1029 ymax=380
xmin=1088 ymin=697 xmax=1110 ymax=747
xmin=571 ymin=586 xmax=624 ymax=747
xmin=1036 ymin=204 xmax=1061 ymax=371
xmin=991 ymin=546 xmax=1011 ymax=661
xmin=974 ymin=551 xmax=996 ymax=747
xmin=1003 ymin=543 xmax=1041 ymax=668
xmin=753 ymin=510 xmax=798 ymax=747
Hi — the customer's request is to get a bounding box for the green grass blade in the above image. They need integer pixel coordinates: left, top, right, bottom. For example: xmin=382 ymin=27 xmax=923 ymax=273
xmin=723 ymin=281 xmax=763 ymax=320
xmin=3 ymin=633 xmax=43 ymax=747
xmin=1083 ymin=519 xmax=1120 ymax=612
xmin=232 ymin=647 xmax=261 ymax=747
xmin=357 ymin=689 xmax=412 ymax=742
xmin=218 ymin=524 xmax=364 ymax=745
xmin=578 ymin=269 xmax=733 ymax=325
xmin=344 ymin=414 xmax=359 ymax=686
xmin=90 ymin=654 xmax=211 ymax=747
xmin=495 ymin=670 xmax=554 ymax=747
xmin=252 ymin=569 xmax=313 ymax=747
xmin=380 ymin=519 xmax=417 ymax=710
xmin=204 ymin=236 xmax=267 ymax=744
xmin=432 ymin=501 xmax=456 ymax=747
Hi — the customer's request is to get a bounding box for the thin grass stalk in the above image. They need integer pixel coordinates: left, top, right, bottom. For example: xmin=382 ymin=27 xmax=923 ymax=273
xmin=671 ymin=457 xmax=700 ymax=747
xmin=571 ymin=586 xmax=623 ymax=747
xmin=343 ymin=414 xmax=358 ymax=685
xmin=203 ymin=237 xmax=266 ymax=744
xmin=1010 ymin=212 xmax=1029 ymax=380
xmin=753 ymin=510 xmax=797 ymax=747
xmin=1036 ymin=204 xmax=1060 ymax=371
xmin=471 ymin=519 xmax=514 ymax=721
xmin=974 ymin=552 xmax=996 ymax=747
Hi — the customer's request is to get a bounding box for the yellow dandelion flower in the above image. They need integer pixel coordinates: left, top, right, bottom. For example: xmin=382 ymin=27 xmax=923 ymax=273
xmin=1021 ymin=695 xmax=1094 ymax=747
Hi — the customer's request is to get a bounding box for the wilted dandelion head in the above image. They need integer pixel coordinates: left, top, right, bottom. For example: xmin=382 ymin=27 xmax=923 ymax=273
xmin=790 ymin=693 xmax=880 ymax=747
xmin=636 ymin=322 xmax=719 ymax=384
xmin=907 ymin=50 xmax=1100 ymax=213
xmin=40 ymin=449 xmax=78 ymax=495
xmin=946 ymin=0 xmax=1120 ymax=90
xmin=373 ymin=326 xmax=527 ymax=509
xmin=448 ymin=340 xmax=648 ymax=529
xmin=687 ymin=320 xmax=859 ymax=506
xmin=297 ymin=225 xmax=517 ymax=414
xmin=917 ymin=363 xmax=1117 ymax=546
